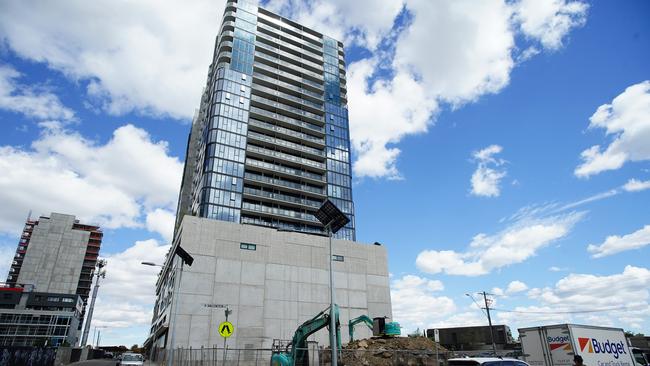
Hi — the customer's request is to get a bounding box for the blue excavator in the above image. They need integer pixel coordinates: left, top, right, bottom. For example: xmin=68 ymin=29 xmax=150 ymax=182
xmin=348 ymin=315 xmax=401 ymax=342
xmin=271 ymin=305 xmax=342 ymax=366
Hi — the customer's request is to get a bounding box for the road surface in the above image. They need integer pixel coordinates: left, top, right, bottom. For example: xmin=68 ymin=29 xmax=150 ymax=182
xmin=69 ymin=360 xmax=118 ymax=366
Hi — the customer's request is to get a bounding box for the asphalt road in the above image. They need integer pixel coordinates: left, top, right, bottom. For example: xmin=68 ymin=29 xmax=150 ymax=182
xmin=69 ymin=360 xmax=118 ymax=366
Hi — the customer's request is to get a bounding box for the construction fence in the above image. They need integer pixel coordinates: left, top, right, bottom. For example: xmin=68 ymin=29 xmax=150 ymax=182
xmin=150 ymin=346 xmax=457 ymax=366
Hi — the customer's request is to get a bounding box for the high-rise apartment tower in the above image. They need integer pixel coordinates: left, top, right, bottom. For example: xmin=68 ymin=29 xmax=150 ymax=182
xmin=175 ymin=0 xmax=355 ymax=240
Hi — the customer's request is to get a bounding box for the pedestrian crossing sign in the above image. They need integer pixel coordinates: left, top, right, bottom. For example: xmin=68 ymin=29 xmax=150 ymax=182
xmin=218 ymin=321 xmax=234 ymax=338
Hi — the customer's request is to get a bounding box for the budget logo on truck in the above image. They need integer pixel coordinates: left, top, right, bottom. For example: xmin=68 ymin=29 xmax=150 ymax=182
xmin=548 ymin=336 xmax=572 ymax=351
xmin=578 ymin=337 xmax=627 ymax=359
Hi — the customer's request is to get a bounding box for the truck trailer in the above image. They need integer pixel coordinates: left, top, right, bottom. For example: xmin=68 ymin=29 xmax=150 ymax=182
xmin=519 ymin=324 xmax=646 ymax=366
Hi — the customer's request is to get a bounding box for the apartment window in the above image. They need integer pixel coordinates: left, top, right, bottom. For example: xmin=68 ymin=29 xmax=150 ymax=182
xmin=239 ymin=96 xmax=245 ymax=104
xmin=62 ymin=298 xmax=74 ymax=303
xmin=240 ymin=85 xmax=246 ymax=93
xmin=230 ymin=192 xmax=236 ymax=201
xmin=225 ymin=92 xmax=231 ymax=100
xmin=240 ymin=243 xmax=256 ymax=251
xmin=241 ymin=74 xmax=247 ymax=81
xmin=232 ymin=177 xmax=237 ymax=185
xmin=47 ymin=297 xmax=60 ymax=302
xmin=332 ymin=255 xmax=344 ymax=262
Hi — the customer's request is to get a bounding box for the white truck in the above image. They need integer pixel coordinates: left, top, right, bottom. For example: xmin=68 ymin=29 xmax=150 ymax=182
xmin=519 ymin=324 xmax=648 ymax=366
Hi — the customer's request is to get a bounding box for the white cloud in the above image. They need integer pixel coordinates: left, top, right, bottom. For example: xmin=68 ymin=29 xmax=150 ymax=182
xmin=623 ymin=178 xmax=650 ymax=192
xmin=470 ymin=145 xmax=507 ymax=197
xmin=506 ymin=280 xmax=528 ymax=294
xmin=575 ymin=81 xmax=650 ymax=177
xmin=0 ymin=1 xmax=223 ymax=119
xmin=347 ymin=59 xmax=437 ymax=179
xmin=94 ymin=239 xmax=170 ymax=329
xmin=265 ymin=0 xmax=404 ymax=50
xmin=145 ymin=208 xmax=176 ymax=243
xmin=0 ymin=243 xmax=16 ymax=283
xmin=416 ymin=211 xmax=583 ymax=276
xmin=512 ymin=0 xmax=588 ymax=50
xmin=0 ymin=0 xmax=587 ymax=179
xmin=548 ymin=266 xmax=566 ymax=272
xmin=587 ymin=225 xmax=650 ymax=258
xmin=0 ymin=64 xmax=75 ymax=121
xmin=523 ymin=266 xmax=650 ymax=329
xmin=0 ymin=124 xmax=183 ymax=235
xmin=390 ymin=275 xmax=456 ymax=333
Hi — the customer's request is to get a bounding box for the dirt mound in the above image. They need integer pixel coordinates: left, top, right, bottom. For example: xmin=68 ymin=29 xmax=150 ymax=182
xmin=323 ymin=336 xmax=447 ymax=366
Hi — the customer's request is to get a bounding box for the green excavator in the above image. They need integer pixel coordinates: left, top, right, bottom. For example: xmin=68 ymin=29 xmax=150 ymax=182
xmin=271 ymin=305 xmax=342 ymax=366
xmin=348 ymin=315 xmax=401 ymax=342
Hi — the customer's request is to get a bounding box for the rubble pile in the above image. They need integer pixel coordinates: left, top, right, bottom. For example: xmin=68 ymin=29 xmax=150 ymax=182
xmin=323 ymin=337 xmax=447 ymax=366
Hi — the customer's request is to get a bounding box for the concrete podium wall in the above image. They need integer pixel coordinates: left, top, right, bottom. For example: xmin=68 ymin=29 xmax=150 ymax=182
xmin=165 ymin=217 xmax=392 ymax=349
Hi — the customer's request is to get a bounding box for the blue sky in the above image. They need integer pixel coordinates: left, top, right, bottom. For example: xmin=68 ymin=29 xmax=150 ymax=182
xmin=0 ymin=0 xmax=648 ymax=346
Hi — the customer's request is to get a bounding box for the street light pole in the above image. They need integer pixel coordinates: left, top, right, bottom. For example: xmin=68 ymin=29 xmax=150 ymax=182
xmin=327 ymin=224 xmax=338 ymax=366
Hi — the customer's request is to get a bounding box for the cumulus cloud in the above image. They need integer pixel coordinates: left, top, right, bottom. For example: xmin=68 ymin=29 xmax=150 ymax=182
xmin=623 ymin=178 xmax=650 ymax=192
xmin=94 ymin=239 xmax=170 ymax=328
xmin=506 ymin=280 xmax=528 ymax=294
xmin=512 ymin=0 xmax=588 ymax=50
xmin=587 ymin=224 xmax=650 ymax=258
xmin=347 ymin=59 xmax=437 ymax=179
xmin=0 ymin=1 xmax=223 ymax=119
xmin=390 ymin=274 xmax=455 ymax=333
xmin=0 ymin=0 xmax=588 ymax=179
xmin=0 ymin=124 xmax=183 ymax=235
xmin=145 ymin=208 xmax=176 ymax=243
xmin=470 ymin=145 xmax=507 ymax=197
xmin=522 ymin=266 xmax=650 ymax=329
xmin=416 ymin=211 xmax=583 ymax=276
xmin=575 ymin=80 xmax=650 ymax=177
xmin=0 ymin=64 xmax=75 ymax=121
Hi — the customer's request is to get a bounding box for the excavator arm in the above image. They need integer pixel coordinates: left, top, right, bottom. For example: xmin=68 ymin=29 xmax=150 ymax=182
xmin=272 ymin=305 xmax=341 ymax=366
xmin=348 ymin=315 xmax=373 ymax=342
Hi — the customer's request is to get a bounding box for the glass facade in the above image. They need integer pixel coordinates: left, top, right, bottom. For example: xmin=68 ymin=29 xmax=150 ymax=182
xmin=179 ymin=0 xmax=356 ymax=240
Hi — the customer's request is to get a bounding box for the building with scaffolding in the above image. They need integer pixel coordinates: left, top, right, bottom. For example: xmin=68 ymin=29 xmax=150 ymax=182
xmin=5 ymin=213 xmax=103 ymax=337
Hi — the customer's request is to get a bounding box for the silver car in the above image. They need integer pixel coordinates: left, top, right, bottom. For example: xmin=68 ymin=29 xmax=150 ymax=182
xmin=118 ymin=353 xmax=144 ymax=366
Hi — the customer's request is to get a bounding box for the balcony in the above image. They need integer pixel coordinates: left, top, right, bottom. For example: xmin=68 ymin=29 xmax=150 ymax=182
xmin=253 ymin=61 xmax=323 ymax=91
xmin=256 ymin=22 xmax=322 ymax=56
xmin=246 ymin=144 xmax=326 ymax=171
xmin=247 ymin=131 xmax=325 ymax=160
xmin=241 ymin=202 xmax=320 ymax=225
xmin=252 ymin=82 xmax=323 ymax=112
xmin=255 ymin=31 xmax=323 ymax=64
xmin=244 ymin=172 xmax=326 ymax=197
xmin=245 ymin=157 xmax=325 ymax=184
xmin=250 ymin=94 xmax=324 ymax=125
xmin=257 ymin=10 xmax=323 ymax=45
xmin=243 ymin=186 xmax=322 ymax=210
xmin=254 ymin=51 xmax=323 ymax=81
xmin=248 ymin=118 xmax=325 ymax=147
xmin=255 ymin=41 xmax=323 ymax=73
xmin=249 ymin=106 xmax=324 ymax=135
xmin=253 ymin=72 xmax=323 ymax=100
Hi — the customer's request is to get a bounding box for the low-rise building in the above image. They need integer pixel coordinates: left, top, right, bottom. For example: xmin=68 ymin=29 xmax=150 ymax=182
xmin=0 ymin=284 xmax=83 ymax=346
xmin=427 ymin=325 xmax=515 ymax=351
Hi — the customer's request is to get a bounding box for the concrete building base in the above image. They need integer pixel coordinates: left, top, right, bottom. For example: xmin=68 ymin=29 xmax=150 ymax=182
xmin=149 ymin=216 xmax=392 ymax=350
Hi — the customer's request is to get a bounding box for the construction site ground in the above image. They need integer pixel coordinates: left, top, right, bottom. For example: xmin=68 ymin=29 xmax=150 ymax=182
xmin=323 ymin=336 xmax=447 ymax=366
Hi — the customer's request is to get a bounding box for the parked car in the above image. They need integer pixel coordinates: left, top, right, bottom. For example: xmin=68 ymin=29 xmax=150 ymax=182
xmin=117 ymin=353 xmax=144 ymax=366
xmin=448 ymin=357 xmax=530 ymax=366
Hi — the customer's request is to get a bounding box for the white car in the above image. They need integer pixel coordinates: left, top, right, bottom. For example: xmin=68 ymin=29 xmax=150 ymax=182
xmin=118 ymin=353 xmax=144 ymax=366
xmin=449 ymin=357 xmax=531 ymax=366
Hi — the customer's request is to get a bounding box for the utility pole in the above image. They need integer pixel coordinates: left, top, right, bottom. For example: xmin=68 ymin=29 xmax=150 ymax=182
xmin=481 ymin=291 xmax=498 ymax=356
xmin=81 ymin=259 xmax=107 ymax=347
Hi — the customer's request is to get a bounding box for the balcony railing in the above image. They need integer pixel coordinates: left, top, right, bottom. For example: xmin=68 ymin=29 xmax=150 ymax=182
xmin=252 ymin=82 xmax=323 ymax=112
xmin=249 ymin=106 xmax=324 ymax=134
xmin=250 ymin=94 xmax=324 ymax=124
xmin=246 ymin=145 xmax=325 ymax=170
xmin=253 ymin=72 xmax=323 ymax=100
xmin=248 ymin=118 xmax=325 ymax=146
xmin=243 ymin=186 xmax=322 ymax=209
xmin=247 ymin=131 xmax=324 ymax=158
xmin=244 ymin=172 xmax=326 ymax=196
xmin=245 ymin=157 xmax=325 ymax=182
